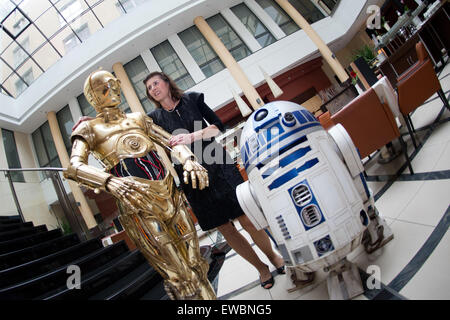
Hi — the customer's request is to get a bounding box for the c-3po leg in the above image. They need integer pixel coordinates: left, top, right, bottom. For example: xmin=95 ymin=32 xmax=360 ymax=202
xmin=168 ymin=192 xmax=215 ymax=299
xmin=118 ymin=210 xmax=211 ymax=299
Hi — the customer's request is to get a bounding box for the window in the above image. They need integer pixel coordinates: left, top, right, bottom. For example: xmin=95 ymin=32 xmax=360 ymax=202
xmin=231 ymin=3 xmax=276 ymax=48
xmin=14 ymin=68 xmax=34 ymax=96
xmin=288 ymin=0 xmax=325 ymax=24
xmin=2 ymin=6 xmax=31 ymax=39
xmin=58 ymin=0 xmax=83 ymax=26
xmin=63 ymin=23 xmax=90 ymax=53
xmin=0 ymin=1 xmax=16 ymax=22
xmin=255 ymin=0 xmax=300 ymax=36
xmin=116 ymin=0 xmax=149 ymax=14
xmin=179 ymin=26 xmax=225 ymax=78
xmin=318 ymin=0 xmax=338 ymax=13
xmin=124 ymin=56 xmax=155 ymax=113
xmin=56 ymin=105 xmax=74 ymax=156
xmin=1 ymin=129 xmax=24 ymax=182
xmin=0 ymin=0 xmax=159 ymax=99
xmin=150 ymin=41 xmax=195 ymax=91
xmin=13 ymin=37 xmax=30 ymax=68
xmin=13 ymin=16 xmax=29 ymax=36
xmin=77 ymin=93 xmax=96 ymax=118
xmin=206 ymin=14 xmax=251 ymax=62
xmin=31 ymin=122 xmax=62 ymax=168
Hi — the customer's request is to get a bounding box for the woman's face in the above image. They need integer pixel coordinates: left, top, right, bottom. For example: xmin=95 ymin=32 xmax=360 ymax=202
xmin=146 ymin=75 xmax=170 ymax=102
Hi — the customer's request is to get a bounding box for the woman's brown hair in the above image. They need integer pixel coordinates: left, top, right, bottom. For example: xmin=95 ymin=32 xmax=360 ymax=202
xmin=143 ymin=71 xmax=184 ymax=108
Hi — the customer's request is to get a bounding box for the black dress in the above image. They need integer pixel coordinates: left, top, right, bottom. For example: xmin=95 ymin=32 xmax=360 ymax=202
xmin=148 ymin=92 xmax=244 ymax=231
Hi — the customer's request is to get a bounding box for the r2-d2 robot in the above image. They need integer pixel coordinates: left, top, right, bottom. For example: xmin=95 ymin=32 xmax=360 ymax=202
xmin=236 ymin=101 xmax=393 ymax=299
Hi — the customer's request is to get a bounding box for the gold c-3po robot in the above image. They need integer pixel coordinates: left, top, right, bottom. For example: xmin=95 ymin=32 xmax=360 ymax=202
xmin=64 ymin=69 xmax=216 ymax=300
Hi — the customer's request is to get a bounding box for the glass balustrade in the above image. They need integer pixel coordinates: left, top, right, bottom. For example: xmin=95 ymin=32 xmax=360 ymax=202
xmin=0 ymin=167 xmax=99 ymax=241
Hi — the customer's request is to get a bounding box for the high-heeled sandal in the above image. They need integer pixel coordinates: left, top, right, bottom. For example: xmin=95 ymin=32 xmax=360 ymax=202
xmin=276 ymin=265 xmax=286 ymax=275
xmin=260 ymin=266 xmax=275 ymax=289
xmin=260 ymin=275 xmax=274 ymax=289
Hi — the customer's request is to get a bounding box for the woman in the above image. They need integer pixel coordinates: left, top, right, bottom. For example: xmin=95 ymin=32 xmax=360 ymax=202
xmin=143 ymin=71 xmax=285 ymax=289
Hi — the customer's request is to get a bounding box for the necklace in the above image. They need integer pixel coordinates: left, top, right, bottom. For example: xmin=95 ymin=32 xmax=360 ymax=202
xmin=164 ymin=100 xmax=180 ymax=113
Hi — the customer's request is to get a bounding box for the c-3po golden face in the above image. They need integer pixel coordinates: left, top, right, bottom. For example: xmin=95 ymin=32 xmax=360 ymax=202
xmin=64 ymin=69 xmax=215 ymax=300
xmin=84 ymin=70 xmax=122 ymax=112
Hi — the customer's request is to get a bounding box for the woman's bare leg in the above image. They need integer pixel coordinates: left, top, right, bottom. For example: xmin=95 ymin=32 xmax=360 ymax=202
xmin=217 ymin=221 xmax=273 ymax=288
xmin=237 ymin=215 xmax=285 ymax=270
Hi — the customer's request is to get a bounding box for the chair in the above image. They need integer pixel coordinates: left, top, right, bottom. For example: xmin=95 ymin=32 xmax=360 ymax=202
xmin=318 ymin=111 xmax=333 ymax=130
xmin=331 ymin=88 xmax=413 ymax=174
xmin=396 ymin=41 xmax=450 ymax=148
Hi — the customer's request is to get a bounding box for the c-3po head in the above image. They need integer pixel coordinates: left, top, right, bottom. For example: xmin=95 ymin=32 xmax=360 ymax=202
xmin=84 ymin=69 xmax=122 ymax=113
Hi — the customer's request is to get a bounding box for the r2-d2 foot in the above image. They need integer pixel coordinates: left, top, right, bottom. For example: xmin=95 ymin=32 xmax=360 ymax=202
xmin=362 ymin=206 xmax=394 ymax=254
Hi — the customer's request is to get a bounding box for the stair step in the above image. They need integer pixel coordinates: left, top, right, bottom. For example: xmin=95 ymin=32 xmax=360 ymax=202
xmin=139 ymin=281 xmax=168 ymax=300
xmin=0 ymin=215 xmax=20 ymax=221
xmin=0 ymin=222 xmax=33 ymax=232
xmin=40 ymin=249 xmax=145 ymax=300
xmin=0 ymin=238 xmax=103 ymax=288
xmin=0 ymin=233 xmax=79 ymax=270
xmin=0 ymin=240 xmax=129 ymax=300
xmin=89 ymin=260 xmax=160 ymax=300
xmin=0 ymin=218 xmax=22 ymax=226
xmin=0 ymin=225 xmax=47 ymax=242
xmin=0 ymin=227 xmax=57 ymax=255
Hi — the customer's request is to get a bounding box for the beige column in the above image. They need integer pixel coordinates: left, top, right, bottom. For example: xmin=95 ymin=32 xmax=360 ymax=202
xmin=112 ymin=62 xmax=146 ymax=114
xmin=47 ymin=111 xmax=97 ymax=229
xmin=275 ymin=0 xmax=349 ymax=83
xmin=194 ymin=16 xmax=264 ymax=110
xmin=112 ymin=62 xmax=179 ymax=182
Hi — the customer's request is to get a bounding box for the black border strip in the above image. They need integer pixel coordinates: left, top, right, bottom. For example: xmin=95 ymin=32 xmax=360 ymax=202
xmin=366 ymin=170 xmax=450 ymax=182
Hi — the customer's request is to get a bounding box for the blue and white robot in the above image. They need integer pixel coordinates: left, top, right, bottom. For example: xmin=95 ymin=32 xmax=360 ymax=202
xmin=236 ymin=101 xmax=393 ymax=299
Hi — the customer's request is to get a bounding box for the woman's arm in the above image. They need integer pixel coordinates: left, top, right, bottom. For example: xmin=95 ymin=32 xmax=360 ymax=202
xmin=145 ymin=116 xmax=209 ymax=190
xmin=170 ymin=92 xmax=223 ymax=146
xmin=169 ymin=124 xmax=220 ymax=146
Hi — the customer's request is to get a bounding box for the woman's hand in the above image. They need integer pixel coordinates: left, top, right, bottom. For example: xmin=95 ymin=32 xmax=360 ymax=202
xmin=169 ymin=133 xmax=194 ymax=146
xmin=182 ymin=159 xmax=209 ymax=190
xmin=72 ymin=116 xmax=94 ymax=131
xmin=169 ymin=125 xmax=219 ymax=146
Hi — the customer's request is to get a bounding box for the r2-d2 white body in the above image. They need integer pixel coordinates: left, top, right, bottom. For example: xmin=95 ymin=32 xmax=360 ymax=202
xmin=236 ymin=101 xmax=377 ymax=273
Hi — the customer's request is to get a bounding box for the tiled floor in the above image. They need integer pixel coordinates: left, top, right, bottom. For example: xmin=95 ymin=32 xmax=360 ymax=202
xmin=200 ymin=62 xmax=450 ymax=300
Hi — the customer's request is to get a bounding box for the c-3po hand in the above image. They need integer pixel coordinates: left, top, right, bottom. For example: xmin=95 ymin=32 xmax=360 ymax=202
xmin=106 ymin=177 xmax=154 ymax=212
xmin=182 ymin=159 xmax=209 ymax=190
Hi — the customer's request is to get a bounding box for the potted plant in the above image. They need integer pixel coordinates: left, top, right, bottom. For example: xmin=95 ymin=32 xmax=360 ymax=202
xmin=352 ymin=44 xmax=376 ymax=64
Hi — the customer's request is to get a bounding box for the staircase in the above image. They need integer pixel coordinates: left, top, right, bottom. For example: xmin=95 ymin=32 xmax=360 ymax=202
xmin=0 ymin=215 xmax=228 ymax=300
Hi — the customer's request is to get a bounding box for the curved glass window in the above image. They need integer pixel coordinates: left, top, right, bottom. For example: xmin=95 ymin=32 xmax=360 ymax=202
xmin=1 ymin=0 xmax=150 ymax=98
xmin=231 ymin=3 xmax=276 ymax=48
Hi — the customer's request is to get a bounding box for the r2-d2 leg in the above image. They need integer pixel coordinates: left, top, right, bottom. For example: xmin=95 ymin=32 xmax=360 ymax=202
xmin=328 ymin=124 xmax=394 ymax=254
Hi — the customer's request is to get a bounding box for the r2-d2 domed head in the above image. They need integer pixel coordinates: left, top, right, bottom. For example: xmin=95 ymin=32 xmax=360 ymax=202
xmin=240 ymin=101 xmax=323 ymax=175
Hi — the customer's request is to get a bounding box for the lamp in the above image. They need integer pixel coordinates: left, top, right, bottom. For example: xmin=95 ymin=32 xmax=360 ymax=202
xmin=259 ymin=66 xmax=283 ymax=98
xmin=229 ymin=85 xmax=252 ymax=117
